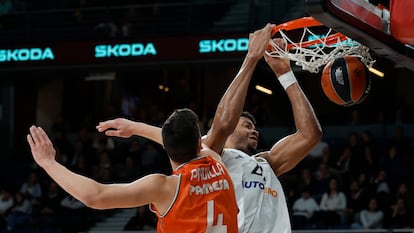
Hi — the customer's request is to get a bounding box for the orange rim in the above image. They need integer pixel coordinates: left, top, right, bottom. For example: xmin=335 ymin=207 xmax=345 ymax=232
xmin=271 ymin=17 xmax=323 ymax=35
xmin=271 ymin=16 xmax=350 ymax=50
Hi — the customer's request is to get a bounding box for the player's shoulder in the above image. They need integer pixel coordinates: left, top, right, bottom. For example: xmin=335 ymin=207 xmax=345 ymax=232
xmin=222 ymin=148 xmax=250 ymax=159
xmin=144 ymin=173 xmax=174 ymax=183
xmin=252 ymin=152 xmax=270 ymax=163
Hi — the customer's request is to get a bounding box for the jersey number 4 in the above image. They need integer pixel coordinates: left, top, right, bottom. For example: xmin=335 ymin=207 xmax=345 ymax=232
xmin=205 ymin=200 xmax=228 ymax=233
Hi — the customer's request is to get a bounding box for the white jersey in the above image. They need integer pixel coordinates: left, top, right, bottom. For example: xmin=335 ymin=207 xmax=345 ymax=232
xmin=222 ymin=148 xmax=291 ymax=233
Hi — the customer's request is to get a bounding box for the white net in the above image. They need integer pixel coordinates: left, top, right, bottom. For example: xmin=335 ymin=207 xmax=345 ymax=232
xmin=266 ymin=27 xmax=375 ymax=73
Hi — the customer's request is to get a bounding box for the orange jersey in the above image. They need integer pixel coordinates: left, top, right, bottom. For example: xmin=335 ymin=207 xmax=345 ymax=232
xmin=151 ymin=156 xmax=238 ymax=233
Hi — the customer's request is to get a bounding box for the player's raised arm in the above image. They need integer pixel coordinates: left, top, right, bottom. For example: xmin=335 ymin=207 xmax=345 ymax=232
xmin=203 ymin=23 xmax=274 ymax=153
xmin=259 ymin=38 xmax=323 ymax=176
xmin=96 ymin=118 xmax=163 ymax=146
xmin=27 ymin=126 xmax=172 ymax=210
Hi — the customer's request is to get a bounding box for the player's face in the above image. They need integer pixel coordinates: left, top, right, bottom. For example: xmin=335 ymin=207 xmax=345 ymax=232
xmin=231 ymin=116 xmax=259 ymax=155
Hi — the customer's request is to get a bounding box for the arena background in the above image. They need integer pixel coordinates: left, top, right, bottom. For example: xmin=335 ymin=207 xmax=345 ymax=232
xmin=0 ymin=0 xmax=413 ymax=232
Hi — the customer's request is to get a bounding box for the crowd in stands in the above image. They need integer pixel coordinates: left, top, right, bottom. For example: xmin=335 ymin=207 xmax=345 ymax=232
xmin=0 ymin=119 xmax=170 ymax=232
xmin=286 ymin=125 xmax=414 ymax=230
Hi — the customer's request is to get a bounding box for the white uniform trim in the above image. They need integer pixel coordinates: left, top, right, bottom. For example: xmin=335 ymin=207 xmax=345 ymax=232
xmin=149 ymin=174 xmax=181 ymax=217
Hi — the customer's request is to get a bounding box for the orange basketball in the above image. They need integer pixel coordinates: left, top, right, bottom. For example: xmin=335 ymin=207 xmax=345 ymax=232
xmin=321 ymin=56 xmax=371 ymax=106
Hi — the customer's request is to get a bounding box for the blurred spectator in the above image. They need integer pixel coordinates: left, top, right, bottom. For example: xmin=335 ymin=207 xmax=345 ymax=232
xmin=392 ymin=183 xmax=413 ymax=214
xmin=116 ymin=155 xmax=141 ymax=182
xmin=372 ymin=169 xmax=390 ymax=193
xmin=96 ymin=150 xmax=113 ymax=171
xmin=295 ymin=168 xmax=317 ymax=197
xmin=291 ymin=189 xmax=320 ymax=229
xmin=92 ymin=133 xmax=116 ymax=154
xmin=357 ymin=173 xmax=371 ymax=195
xmin=69 ymin=127 xmax=96 ymax=167
xmin=71 ymin=154 xmax=92 ymax=177
xmin=89 ymin=150 xmax=115 ymax=184
xmin=19 ymin=171 xmax=42 ymax=205
xmin=313 ymin=162 xmax=332 ymax=200
xmin=139 ymin=141 xmax=162 ymax=175
xmin=0 ymin=187 xmax=13 ymax=229
xmin=69 ymin=141 xmax=88 ymax=169
xmin=388 ymin=197 xmax=412 ymax=228
xmin=351 ymin=198 xmax=384 ymax=229
xmin=33 ymin=181 xmax=63 ymax=229
xmin=5 ymin=192 xmax=32 ymax=232
xmin=360 ymin=130 xmax=380 ymax=176
xmin=112 ymin=137 xmax=143 ymax=167
xmin=333 ymin=145 xmax=352 ymax=177
xmin=121 ymin=91 xmax=141 ymax=119
xmin=360 ymin=144 xmax=379 ymax=180
xmin=370 ymin=169 xmax=391 ymax=211
xmin=380 ymin=144 xmax=409 ymax=191
xmin=344 ymin=132 xmax=365 ymax=180
xmin=76 ymin=127 xmax=95 ymax=155
xmin=313 ymin=177 xmax=347 ymax=228
xmin=344 ymin=180 xmax=369 ymax=225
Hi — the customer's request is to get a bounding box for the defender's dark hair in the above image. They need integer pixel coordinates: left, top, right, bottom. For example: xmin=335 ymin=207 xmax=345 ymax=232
xmin=241 ymin=111 xmax=256 ymax=125
xmin=162 ymin=108 xmax=200 ymax=163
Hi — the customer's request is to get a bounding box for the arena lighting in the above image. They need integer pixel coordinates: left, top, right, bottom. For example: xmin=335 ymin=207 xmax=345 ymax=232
xmin=255 ymin=85 xmax=272 ymax=95
xmin=368 ymin=66 xmax=384 ymax=78
xmin=158 ymin=84 xmax=170 ymax=92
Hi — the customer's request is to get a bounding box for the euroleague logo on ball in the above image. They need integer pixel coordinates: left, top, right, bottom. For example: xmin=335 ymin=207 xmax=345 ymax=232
xmin=321 ymin=56 xmax=371 ymax=106
xmin=334 ymin=67 xmax=344 ymax=85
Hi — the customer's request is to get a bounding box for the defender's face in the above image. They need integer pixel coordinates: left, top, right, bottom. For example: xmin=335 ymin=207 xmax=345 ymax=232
xmin=230 ymin=116 xmax=259 ymax=154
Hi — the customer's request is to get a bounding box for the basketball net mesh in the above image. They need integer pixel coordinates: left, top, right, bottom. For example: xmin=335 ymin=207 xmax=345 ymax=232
xmin=266 ymin=27 xmax=375 ymax=73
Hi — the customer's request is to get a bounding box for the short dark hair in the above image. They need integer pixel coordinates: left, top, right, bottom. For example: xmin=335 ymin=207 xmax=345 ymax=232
xmin=162 ymin=108 xmax=200 ymax=163
xmin=241 ymin=111 xmax=256 ymax=125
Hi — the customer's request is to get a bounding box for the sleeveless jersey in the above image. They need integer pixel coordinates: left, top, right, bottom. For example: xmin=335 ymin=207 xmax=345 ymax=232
xmin=222 ymin=148 xmax=291 ymax=233
xmin=150 ymin=156 xmax=238 ymax=233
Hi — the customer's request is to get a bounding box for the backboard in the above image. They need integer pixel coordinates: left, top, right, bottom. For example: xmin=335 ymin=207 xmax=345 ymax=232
xmin=305 ymin=0 xmax=414 ymax=72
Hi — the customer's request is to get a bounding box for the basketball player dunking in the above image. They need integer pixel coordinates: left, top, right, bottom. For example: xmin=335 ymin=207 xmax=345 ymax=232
xmin=97 ymin=28 xmax=323 ymax=233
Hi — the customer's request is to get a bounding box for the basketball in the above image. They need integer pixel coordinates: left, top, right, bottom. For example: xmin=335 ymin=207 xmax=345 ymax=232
xmin=321 ymin=56 xmax=371 ymax=106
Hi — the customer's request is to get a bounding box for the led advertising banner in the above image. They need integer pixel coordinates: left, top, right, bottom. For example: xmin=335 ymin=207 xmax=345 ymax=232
xmin=0 ymin=34 xmax=250 ymax=70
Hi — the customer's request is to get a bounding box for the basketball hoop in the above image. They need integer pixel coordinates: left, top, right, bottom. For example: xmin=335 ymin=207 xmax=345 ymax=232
xmin=266 ymin=17 xmax=375 ymax=73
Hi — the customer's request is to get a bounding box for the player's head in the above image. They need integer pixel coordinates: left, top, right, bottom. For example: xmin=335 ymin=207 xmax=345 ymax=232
xmin=226 ymin=111 xmax=259 ymax=155
xmin=162 ymin=108 xmax=201 ymax=163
